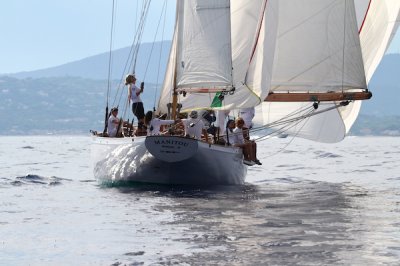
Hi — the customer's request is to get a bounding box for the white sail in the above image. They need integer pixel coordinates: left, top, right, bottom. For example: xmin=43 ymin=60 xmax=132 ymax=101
xmin=264 ymin=0 xmax=399 ymax=143
xmin=357 ymin=0 xmax=400 ymax=82
xmin=271 ymin=0 xmax=366 ymax=92
xmin=175 ymin=0 xmax=233 ymax=90
xmin=158 ymin=0 xmax=279 ymax=112
xmin=157 ymin=6 xmax=179 ymax=115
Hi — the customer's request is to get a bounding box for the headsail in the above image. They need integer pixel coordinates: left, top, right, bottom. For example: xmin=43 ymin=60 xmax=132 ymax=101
xmin=158 ymin=0 xmax=279 ymax=113
xmin=357 ymin=0 xmax=400 ymax=82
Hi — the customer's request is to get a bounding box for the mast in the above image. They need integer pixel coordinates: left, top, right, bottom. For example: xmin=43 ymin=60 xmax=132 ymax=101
xmin=171 ymin=70 xmax=178 ymax=120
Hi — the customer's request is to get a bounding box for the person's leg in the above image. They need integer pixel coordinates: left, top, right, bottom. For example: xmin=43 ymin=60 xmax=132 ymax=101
xmin=252 ymin=141 xmax=262 ymax=165
xmin=246 ymin=142 xmax=255 ymax=161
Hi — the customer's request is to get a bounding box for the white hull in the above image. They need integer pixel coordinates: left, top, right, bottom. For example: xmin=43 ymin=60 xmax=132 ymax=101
xmin=91 ymin=136 xmax=247 ymax=185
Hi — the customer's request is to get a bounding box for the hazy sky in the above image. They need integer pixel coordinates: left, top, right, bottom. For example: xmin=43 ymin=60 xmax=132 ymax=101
xmin=0 ymin=0 xmax=399 ymax=74
xmin=0 ymin=0 xmax=176 ymax=73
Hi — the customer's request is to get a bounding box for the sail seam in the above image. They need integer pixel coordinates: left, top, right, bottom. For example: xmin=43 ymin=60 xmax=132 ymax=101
xmin=248 ymin=0 xmax=269 ymax=64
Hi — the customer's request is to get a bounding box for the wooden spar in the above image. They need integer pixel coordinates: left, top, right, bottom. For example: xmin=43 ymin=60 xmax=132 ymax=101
xmin=171 ymin=91 xmax=178 ymax=120
xmin=264 ymin=91 xmax=372 ymax=102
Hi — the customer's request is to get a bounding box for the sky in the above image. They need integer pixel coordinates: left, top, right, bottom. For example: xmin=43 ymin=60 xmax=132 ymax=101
xmin=0 ymin=0 xmax=176 ymax=74
xmin=0 ymin=0 xmax=399 ymax=74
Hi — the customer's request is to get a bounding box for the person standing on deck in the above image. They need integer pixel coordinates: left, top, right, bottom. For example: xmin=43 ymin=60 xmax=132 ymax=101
xmin=182 ymin=111 xmax=208 ymax=141
xmin=126 ymin=74 xmax=145 ymax=130
xmin=144 ymin=111 xmax=176 ymax=136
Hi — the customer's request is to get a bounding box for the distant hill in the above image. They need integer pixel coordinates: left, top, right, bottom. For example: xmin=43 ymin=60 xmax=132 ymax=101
xmin=8 ymin=41 xmax=172 ymax=84
xmin=361 ymin=54 xmax=400 ymax=116
xmin=0 ymin=47 xmax=399 ymax=135
xmin=0 ymin=76 xmax=159 ymax=135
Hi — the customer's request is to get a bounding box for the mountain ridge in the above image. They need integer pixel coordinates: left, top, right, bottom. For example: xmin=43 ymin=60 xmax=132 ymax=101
xmin=0 ymin=47 xmax=399 ymax=135
xmin=6 ymin=41 xmax=172 ymax=83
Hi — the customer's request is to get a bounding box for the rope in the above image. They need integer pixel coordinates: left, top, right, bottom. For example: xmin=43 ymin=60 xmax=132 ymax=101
xmin=153 ymin=1 xmax=168 ymax=110
xmin=108 ymin=0 xmax=153 ymax=124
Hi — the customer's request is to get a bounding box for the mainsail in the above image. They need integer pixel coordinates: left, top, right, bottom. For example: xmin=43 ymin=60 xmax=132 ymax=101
xmin=262 ymin=0 xmax=400 ymax=143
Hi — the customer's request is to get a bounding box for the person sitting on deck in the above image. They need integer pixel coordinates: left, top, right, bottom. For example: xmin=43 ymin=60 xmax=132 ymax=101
xmin=223 ymin=119 xmax=235 ymax=145
xmin=144 ymin=111 xmax=176 ymax=136
xmin=239 ymin=107 xmax=255 ymax=140
xmin=107 ymin=107 xmax=120 ymax=137
xmin=231 ymin=117 xmax=261 ymax=165
xmin=181 ymin=110 xmax=208 ymax=141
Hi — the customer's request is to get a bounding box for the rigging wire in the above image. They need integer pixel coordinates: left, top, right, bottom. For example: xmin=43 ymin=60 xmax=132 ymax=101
xmin=258 ymin=111 xmax=314 ymax=158
xmin=106 ymin=0 xmax=117 ymax=108
xmin=143 ymin=0 xmax=167 ymax=80
xmin=103 ymin=0 xmax=117 ymax=134
xmin=249 ymin=102 xmax=348 ymax=141
xmin=131 ymin=0 xmax=152 ymax=74
xmin=110 ymin=0 xmax=152 ymax=119
xmin=153 ymin=0 xmax=168 ymax=111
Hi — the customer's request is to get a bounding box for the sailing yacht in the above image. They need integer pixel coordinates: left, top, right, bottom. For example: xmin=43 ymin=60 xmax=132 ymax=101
xmin=92 ymin=0 xmax=400 ymax=185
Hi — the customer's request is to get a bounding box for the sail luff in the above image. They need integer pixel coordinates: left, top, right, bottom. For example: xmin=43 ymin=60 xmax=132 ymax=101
xmin=173 ymin=0 xmax=279 ymax=112
xmin=175 ymin=0 xmax=233 ymax=90
xmin=157 ymin=1 xmax=181 ymax=115
xmin=359 ymin=0 xmax=400 ymax=83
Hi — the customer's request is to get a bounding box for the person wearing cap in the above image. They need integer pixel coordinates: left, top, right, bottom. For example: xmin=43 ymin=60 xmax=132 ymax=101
xmin=181 ymin=110 xmax=207 ymax=140
xmin=107 ymin=107 xmax=120 ymax=137
xmin=144 ymin=111 xmax=177 ymax=136
xmin=126 ymin=74 xmax=145 ymax=130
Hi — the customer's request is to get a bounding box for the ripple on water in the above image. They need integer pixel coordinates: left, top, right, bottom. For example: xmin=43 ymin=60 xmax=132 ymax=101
xmin=13 ymin=174 xmax=70 ymax=186
xmin=20 ymin=146 xmax=35 ymax=149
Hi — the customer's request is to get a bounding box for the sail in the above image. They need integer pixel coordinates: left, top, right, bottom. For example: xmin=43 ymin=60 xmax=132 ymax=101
xmin=157 ymin=2 xmax=180 ymax=115
xmin=175 ymin=0 xmax=233 ymax=90
xmin=264 ymin=0 xmax=399 ymax=143
xmin=357 ymin=0 xmax=400 ymax=82
xmin=271 ymin=0 xmax=366 ymax=92
xmin=158 ymin=0 xmax=279 ymax=113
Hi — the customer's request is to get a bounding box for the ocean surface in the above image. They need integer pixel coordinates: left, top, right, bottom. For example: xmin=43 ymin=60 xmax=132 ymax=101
xmin=1 ymin=136 xmax=400 ymax=265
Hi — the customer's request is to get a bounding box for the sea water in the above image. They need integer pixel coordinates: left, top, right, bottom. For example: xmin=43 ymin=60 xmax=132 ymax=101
xmin=0 ymin=136 xmax=399 ymax=265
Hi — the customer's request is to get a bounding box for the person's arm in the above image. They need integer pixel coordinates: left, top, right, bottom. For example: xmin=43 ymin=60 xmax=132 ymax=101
xmin=136 ymin=83 xmax=144 ymax=96
xmin=159 ymin=119 xmax=175 ymax=126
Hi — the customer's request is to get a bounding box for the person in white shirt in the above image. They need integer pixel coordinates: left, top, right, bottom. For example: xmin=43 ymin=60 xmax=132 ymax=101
xmin=216 ymin=110 xmax=230 ymax=137
xmin=126 ymin=74 xmax=145 ymax=130
xmin=239 ymin=107 xmax=255 ymax=129
xmin=181 ymin=111 xmax=208 ymax=140
xmin=231 ymin=117 xmax=261 ymax=165
xmin=223 ymin=119 xmax=235 ymax=145
xmin=107 ymin=107 xmax=120 ymax=137
xmin=144 ymin=111 xmax=176 ymax=136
